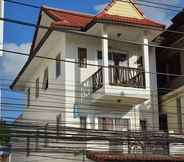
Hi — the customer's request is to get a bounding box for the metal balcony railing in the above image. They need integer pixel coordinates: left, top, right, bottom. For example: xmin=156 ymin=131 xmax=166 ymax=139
xmin=81 ymin=67 xmax=103 ymax=97
xmin=81 ymin=66 xmax=146 ymax=98
xmin=109 ymin=65 xmax=145 ymax=88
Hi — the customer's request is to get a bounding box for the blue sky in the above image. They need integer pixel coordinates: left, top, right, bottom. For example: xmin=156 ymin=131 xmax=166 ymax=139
xmin=1 ymin=0 xmax=184 ymax=121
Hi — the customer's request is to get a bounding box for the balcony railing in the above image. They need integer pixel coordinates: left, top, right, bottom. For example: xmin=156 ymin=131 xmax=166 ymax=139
xmin=81 ymin=66 xmax=145 ymax=98
xmin=109 ymin=65 xmax=145 ymax=88
xmin=81 ymin=67 xmax=103 ymax=97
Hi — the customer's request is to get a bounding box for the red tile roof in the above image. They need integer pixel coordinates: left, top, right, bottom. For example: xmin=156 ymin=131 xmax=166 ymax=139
xmin=87 ymin=151 xmax=184 ymax=162
xmin=43 ymin=7 xmax=94 ymax=30
xmin=95 ymin=12 xmax=165 ymax=28
xmin=42 ymin=2 xmax=165 ymax=31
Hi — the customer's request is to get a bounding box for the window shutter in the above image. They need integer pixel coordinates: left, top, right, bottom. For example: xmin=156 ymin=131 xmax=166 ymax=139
xmin=27 ymin=88 xmax=30 ymax=106
xmin=56 ymin=54 xmax=61 ymax=78
xmin=42 ymin=68 xmax=48 ymax=90
xmin=35 ymin=78 xmax=39 ymax=98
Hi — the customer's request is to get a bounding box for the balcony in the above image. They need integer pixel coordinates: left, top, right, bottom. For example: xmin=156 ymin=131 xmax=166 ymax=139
xmin=81 ymin=66 xmax=150 ymax=105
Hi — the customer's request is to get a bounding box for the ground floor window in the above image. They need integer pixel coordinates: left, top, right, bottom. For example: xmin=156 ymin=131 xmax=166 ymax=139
xmin=98 ymin=117 xmax=129 ymax=131
xmin=80 ymin=116 xmax=87 ymax=129
xmin=140 ymin=120 xmax=147 ymax=131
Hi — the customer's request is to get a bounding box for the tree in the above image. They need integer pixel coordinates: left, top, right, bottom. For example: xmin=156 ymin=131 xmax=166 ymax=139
xmin=0 ymin=121 xmax=10 ymax=146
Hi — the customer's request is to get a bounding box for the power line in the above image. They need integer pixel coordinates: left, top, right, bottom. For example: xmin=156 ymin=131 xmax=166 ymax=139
xmin=4 ymin=0 xmax=184 ymax=15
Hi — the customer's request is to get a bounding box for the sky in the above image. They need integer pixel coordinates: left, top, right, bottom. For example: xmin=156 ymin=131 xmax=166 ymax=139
xmin=1 ymin=0 xmax=184 ymax=121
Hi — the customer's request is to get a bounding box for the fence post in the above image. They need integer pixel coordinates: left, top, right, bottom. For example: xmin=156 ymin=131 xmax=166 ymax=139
xmin=44 ymin=123 xmax=48 ymax=147
xmin=35 ymin=129 xmax=39 ymax=151
xmin=26 ymin=136 xmax=30 ymax=157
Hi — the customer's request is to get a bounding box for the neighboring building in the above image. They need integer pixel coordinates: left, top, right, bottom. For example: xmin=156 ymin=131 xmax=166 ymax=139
xmin=157 ymin=9 xmax=184 ymax=155
xmin=11 ymin=0 xmax=184 ymax=162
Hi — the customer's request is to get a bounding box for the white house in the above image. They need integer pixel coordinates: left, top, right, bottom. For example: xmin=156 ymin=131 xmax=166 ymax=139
xmin=11 ymin=0 xmax=181 ymax=162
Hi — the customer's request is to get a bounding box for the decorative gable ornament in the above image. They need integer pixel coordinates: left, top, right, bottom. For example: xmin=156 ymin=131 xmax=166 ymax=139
xmin=104 ymin=0 xmax=144 ymax=19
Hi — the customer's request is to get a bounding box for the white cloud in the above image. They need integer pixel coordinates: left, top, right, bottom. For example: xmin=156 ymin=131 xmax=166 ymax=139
xmin=139 ymin=0 xmax=182 ymax=26
xmin=94 ymin=0 xmax=182 ymax=26
xmin=0 ymin=43 xmax=31 ymax=79
xmin=94 ymin=3 xmax=108 ymax=12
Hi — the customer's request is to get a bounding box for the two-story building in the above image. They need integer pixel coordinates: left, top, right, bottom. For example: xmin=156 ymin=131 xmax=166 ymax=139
xmin=157 ymin=9 xmax=184 ymax=155
xmin=12 ymin=0 xmax=184 ymax=162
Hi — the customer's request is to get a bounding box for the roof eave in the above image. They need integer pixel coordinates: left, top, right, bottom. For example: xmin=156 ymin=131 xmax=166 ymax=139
xmin=95 ymin=19 xmax=165 ymax=30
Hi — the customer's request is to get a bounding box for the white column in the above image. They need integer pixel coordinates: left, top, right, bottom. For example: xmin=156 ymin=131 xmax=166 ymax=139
xmin=102 ymin=32 xmax=109 ymax=86
xmin=95 ymin=117 xmax=98 ymax=129
xmin=87 ymin=116 xmax=91 ymax=129
xmin=149 ymin=47 xmax=159 ymax=130
xmin=143 ymin=36 xmax=151 ymax=90
xmin=143 ymin=34 xmax=159 ymax=130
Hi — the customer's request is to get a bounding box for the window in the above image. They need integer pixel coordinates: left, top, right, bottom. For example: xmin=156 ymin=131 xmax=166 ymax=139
xmin=97 ymin=51 xmax=102 ymax=60
xmin=35 ymin=78 xmax=39 ymax=98
xmin=140 ymin=120 xmax=147 ymax=131
xmin=42 ymin=68 xmax=48 ymax=90
xmin=137 ymin=56 xmax=143 ymax=68
xmin=159 ymin=113 xmax=168 ymax=131
xmin=27 ymin=88 xmax=30 ymax=106
xmin=80 ymin=116 xmax=86 ymax=129
xmin=177 ymin=97 xmax=183 ymax=133
xmin=115 ymin=118 xmax=129 ymax=131
xmin=98 ymin=117 xmax=113 ymax=130
xmin=98 ymin=117 xmax=105 ymax=130
xmin=78 ymin=48 xmax=87 ymax=68
xmin=56 ymin=54 xmax=61 ymax=78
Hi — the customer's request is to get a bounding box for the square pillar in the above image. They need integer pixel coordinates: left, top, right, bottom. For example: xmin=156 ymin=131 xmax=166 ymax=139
xmin=143 ymin=36 xmax=151 ymax=90
xmin=95 ymin=117 xmax=98 ymax=129
xmin=102 ymin=32 xmax=109 ymax=86
xmin=143 ymin=34 xmax=159 ymax=130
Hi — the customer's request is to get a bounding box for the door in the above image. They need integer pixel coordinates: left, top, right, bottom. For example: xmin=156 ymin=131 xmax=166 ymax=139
xmin=110 ymin=52 xmax=128 ymax=83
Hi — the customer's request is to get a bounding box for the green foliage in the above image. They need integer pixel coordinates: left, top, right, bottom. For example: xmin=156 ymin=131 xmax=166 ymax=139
xmin=0 ymin=122 xmax=10 ymax=146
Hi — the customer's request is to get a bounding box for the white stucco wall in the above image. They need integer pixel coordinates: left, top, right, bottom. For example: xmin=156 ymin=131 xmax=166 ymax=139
xmin=21 ymin=31 xmax=66 ymax=124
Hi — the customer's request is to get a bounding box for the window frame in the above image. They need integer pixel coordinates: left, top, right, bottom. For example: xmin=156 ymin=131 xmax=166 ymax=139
xmin=56 ymin=53 xmax=61 ymax=79
xmin=80 ymin=116 xmax=87 ymax=129
xmin=78 ymin=48 xmax=87 ymax=68
xmin=42 ymin=67 xmax=49 ymax=90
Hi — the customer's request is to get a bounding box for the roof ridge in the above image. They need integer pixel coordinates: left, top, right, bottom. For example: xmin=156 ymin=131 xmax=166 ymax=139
xmin=42 ymin=5 xmax=94 ymax=18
